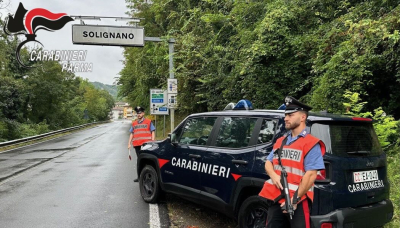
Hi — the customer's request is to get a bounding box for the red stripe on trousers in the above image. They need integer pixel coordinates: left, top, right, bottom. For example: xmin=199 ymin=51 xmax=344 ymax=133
xmin=302 ymin=200 xmax=310 ymax=228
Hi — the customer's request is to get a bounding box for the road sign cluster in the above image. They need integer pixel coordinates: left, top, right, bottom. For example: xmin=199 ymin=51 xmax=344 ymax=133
xmin=150 ymin=79 xmax=178 ymax=115
xmin=167 ymin=79 xmax=177 ymax=109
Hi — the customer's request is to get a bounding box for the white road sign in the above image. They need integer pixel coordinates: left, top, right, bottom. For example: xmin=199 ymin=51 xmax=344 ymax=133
xmin=72 ymin=25 xmax=144 ymax=47
xmin=167 ymin=79 xmax=178 ymax=94
xmin=150 ymin=89 xmax=169 ymax=115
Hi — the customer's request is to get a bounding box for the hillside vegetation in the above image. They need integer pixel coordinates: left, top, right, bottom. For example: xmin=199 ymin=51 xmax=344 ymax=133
xmin=91 ymin=81 xmax=118 ymax=99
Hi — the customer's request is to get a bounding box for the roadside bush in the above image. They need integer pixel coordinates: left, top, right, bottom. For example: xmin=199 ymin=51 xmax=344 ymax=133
xmin=0 ymin=121 xmax=8 ymax=142
xmin=33 ymin=121 xmax=50 ymax=135
xmin=0 ymin=119 xmax=51 ymax=141
xmin=3 ymin=119 xmax=22 ymax=140
xmin=18 ymin=123 xmax=38 ymax=138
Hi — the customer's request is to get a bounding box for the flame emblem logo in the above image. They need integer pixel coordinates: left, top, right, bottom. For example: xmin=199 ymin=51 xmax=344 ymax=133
xmin=3 ymin=3 xmax=74 ymax=67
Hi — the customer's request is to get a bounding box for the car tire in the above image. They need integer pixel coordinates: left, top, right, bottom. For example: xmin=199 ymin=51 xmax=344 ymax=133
xmin=139 ymin=165 xmax=161 ymax=203
xmin=237 ymin=195 xmax=269 ymax=228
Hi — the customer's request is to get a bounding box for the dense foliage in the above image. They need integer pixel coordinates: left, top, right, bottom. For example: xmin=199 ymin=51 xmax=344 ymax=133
xmin=0 ymin=19 xmax=114 ymax=142
xmin=119 ymin=0 xmax=400 ymax=118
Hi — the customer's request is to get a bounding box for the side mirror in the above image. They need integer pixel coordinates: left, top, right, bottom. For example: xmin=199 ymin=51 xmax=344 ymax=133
xmin=169 ymin=133 xmax=178 ymax=146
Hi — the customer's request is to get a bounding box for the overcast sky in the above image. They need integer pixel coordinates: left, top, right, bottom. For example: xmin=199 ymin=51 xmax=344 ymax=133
xmin=1 ymin=0 xmax=131 ymax=85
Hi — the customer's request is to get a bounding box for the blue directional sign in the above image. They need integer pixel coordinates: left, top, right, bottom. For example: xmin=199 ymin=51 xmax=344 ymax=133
xmin=150 ymin=89 xmax=169 ymax=115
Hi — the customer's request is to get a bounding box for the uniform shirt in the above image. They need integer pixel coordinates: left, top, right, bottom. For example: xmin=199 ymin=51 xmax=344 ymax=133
xmin=266 ymin=129 xmax=324 ymax=171
xmin=129 ymin=118 xmax=156 ymax=133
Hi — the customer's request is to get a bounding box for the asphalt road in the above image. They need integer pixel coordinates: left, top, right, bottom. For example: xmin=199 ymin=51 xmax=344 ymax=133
xmin=0 ymin=120 xmax=149 ymax=228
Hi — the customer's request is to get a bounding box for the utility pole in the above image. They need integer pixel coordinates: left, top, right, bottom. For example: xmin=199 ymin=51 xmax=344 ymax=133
xmin=168 ymin=38 xmax=175 ymax=132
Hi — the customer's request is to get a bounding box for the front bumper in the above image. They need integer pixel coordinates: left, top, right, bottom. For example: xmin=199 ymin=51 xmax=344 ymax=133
xmin=311 ymin=199 xmax=393 ymax=228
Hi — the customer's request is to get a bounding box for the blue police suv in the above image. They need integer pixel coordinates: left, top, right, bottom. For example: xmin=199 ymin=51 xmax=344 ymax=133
xmin=137 ymin=100 xmax=393 ymax=228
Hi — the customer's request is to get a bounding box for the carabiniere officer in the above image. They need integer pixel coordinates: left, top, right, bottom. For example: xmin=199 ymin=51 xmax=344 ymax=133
xmin=259 ymin=96 xmax=326 ymax=228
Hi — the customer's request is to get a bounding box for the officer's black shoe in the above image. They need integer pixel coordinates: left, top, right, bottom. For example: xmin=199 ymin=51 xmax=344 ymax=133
xmin=133 ymin=178 xmax=139 ymax=182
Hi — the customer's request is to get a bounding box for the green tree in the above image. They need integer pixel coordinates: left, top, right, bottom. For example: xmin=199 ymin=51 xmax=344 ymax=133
xmin=1 ymin=17 xmax=114 ymax=140
xmin=121 ymin=0 xmax=400 ymax=118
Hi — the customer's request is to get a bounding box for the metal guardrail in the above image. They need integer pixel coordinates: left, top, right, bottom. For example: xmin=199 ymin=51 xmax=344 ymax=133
xmin=0 ymin=121 xmax=109 ymax=148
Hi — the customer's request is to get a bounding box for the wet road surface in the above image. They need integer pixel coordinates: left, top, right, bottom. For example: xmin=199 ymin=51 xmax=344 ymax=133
xmin=0 ymin=121 xmax=148 ymax=228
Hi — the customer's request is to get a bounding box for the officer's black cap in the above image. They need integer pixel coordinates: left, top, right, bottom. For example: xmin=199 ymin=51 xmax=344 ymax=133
xmin=134 ymin=106 xmax=145 ymax=114
xmin=284 ymin=96 xmax=312 ymax=114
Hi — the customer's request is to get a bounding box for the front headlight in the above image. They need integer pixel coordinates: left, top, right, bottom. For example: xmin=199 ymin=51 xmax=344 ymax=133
xmin=141 ymin=143 xmax=159 ymax=151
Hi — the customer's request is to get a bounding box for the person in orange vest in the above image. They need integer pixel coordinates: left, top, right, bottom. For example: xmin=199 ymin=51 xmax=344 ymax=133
xmin=128 ymin=106 xmax=155 ymax=182
xmin=259 ymin=96 xmax=326 ymax=228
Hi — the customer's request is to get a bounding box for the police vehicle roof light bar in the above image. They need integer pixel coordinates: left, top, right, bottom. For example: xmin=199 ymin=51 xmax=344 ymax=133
xmin=278 ymin=103 xmax=286 ymax=110
xmin=233 ymin=100 xmax=254 ymax=110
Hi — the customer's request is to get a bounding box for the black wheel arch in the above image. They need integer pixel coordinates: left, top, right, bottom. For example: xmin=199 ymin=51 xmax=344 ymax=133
xmin=138 ymin=153 xmax=165 ymax=190
xmin=231 ymin=177 xmax=266 ymax=218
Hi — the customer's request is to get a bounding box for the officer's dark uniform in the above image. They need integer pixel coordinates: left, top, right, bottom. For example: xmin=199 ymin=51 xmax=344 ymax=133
xmin=259 ymin=96 xmax=325 ymax=228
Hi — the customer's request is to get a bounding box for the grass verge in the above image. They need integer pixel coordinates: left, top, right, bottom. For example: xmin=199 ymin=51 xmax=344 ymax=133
xmin=386 ymin=154 xmax=400 ymax=228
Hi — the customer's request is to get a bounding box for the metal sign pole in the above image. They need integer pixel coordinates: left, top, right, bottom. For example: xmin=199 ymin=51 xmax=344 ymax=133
xmin=163 ymin=115 xmax=166 ymax=137
xmin=169 ymin=38 xmax=175 ymax=133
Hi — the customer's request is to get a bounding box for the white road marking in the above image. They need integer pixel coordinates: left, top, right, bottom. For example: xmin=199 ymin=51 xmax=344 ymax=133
xmin=149 ymin=203 xmax=161 ymax=228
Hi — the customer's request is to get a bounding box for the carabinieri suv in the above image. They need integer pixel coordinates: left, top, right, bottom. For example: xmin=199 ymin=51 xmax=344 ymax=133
xmin=137 ymin=100 xmax=393 ymax=228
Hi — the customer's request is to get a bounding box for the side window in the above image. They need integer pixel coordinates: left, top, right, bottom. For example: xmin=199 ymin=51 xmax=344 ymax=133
xmin=258 ymin=119 xmax=277 ymax=144
xmin=173 ymin=122 xmax=184 ymax=140
xmin=178 ymin=117 xmax=217 ymax=145
xmin=215 ymin=117 xmax=257 ymax=148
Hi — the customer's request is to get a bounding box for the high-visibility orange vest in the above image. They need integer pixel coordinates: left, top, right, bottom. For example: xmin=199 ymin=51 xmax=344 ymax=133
xmin=259 ymin=134 xmax=326 ymax=203
xmin=132 ymin=118 xmax=152 ymax=147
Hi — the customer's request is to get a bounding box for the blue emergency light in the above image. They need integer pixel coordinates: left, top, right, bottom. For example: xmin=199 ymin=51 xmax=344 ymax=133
xmin=278 ymin=103 xmax=286 ymax=110
xmin=233 ymin=100 xmax=254 ymax=110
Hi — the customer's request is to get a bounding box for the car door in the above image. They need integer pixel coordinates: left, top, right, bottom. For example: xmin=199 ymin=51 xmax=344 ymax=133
xmin=163 ymin=116 xmax=217 ymax=198
xmin=199 ymin=116 xmax=259 ymax=208
xmin=253 ymin=118 xmax=279 ymax=179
